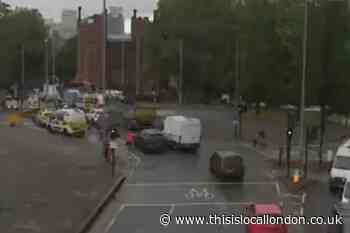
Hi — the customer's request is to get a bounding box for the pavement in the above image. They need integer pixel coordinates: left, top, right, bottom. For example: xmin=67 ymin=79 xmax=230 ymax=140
xmin=0 ymin=111 xmax=134 ymax=233
xmin=238 ymin=110 xmax=347 ymax=233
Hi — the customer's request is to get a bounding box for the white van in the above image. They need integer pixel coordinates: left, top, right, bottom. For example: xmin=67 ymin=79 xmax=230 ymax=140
xmin=342 ymin=181 xmax=350 ymax=203
xmin=329 ymin=140 xmax=350 ymax=192
xmin=163 ymin=115 xmax=201 ymax=151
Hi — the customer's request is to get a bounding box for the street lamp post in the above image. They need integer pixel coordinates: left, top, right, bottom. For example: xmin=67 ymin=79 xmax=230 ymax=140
xmin=235 ymin=36 xmax=240 ymax=109
xmin=101 ymin=0 xmax=107 ymax=92
xmin=179 ymin=39 xmax=184 ymax=105
xmin=299 ymin=0 xmax=309 ymax=161
xmin=51 ymin=30 xmax=56 ymax=84
xmin=21 ymin=44 xmax=25 ymax=112
xmin=77 ymin=6 xmax=82 ymax=82
xmin=45 ymin=39 xmax=49 ymax=85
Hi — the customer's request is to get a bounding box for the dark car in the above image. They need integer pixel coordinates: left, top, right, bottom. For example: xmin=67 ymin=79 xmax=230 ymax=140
xmin=329 ymin=203 xmax=349 ymax=233
xmin=134 ymin=129 xmax=167 ymax=153
xmin=210 ymin=151 xmax=245 ymax=180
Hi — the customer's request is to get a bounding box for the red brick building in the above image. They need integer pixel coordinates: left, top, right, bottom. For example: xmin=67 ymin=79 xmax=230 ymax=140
xmin=77 ymin=9 xmax=151 ymax=101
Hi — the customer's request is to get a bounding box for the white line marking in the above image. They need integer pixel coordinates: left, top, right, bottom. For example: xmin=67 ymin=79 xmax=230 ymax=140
xmin=275 ymin=183 xmax=281 ymax=196
xmin=126 ymin=182 xmax=277 ymax=187
xmin=123 ymin=202 xmax=251 ymax=207
xmin=302 ymin=192 xmax=307 ymax=204
xmin=124 ymin=203 xmax=172 ymax=207
xmin=104 ymin=204 xmax=126 ymax=233
xmin=126 ymin=152 xmax=141 ymax=179
xmin=169 ymin=204 xmax=175 ymax=215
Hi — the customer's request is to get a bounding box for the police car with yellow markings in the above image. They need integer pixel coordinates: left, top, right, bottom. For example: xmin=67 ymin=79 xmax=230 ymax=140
xmin=47 ymin=108 xmax=88 ymax=137
xmin=35 ymin=109 xmax=55 ymax=128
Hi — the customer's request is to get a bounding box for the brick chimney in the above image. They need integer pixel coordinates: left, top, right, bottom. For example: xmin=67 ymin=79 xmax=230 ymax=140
xmin=78 ymin=6 xmax=82 ymax=25
xmin=131 ymin=9 xmax=138 ymax=40
xmin=153 ymin=10 xmax=159 ymax=22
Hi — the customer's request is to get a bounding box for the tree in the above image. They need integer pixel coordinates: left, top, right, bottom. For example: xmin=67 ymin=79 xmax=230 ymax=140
xmin=146 ymin=0 xmax=350 ymax=108
xmin=145 ymin=0 xmax=237 ymax=102
xmin=0 ymin=5 xmax=47 ymax=89
xmin=56 ymin=37 xmax=77 ymax=82
xmin=0 ymin=1 xmax=11 ymax=17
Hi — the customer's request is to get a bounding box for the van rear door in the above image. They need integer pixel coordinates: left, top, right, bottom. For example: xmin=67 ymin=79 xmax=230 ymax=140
xmin=181 ymin=120 xmax=201 ymax=144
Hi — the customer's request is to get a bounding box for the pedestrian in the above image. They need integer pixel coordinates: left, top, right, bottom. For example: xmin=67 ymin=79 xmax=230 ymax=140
xmin=127 ymin=131 xmax=135 ymax=146
xmin=152 ymin=90 xmax=157 ymax=103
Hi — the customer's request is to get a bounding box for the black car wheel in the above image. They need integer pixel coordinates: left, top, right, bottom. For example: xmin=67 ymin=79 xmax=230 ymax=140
xmin=48 ymin=126 xmax=54 ymax=133
xmin=329 ymin=184 xmax=339 ymax=194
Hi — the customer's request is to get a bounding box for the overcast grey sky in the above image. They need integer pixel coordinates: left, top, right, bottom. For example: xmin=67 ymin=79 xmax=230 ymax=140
xmin=5 ymin=0 xmax=158 ymax=21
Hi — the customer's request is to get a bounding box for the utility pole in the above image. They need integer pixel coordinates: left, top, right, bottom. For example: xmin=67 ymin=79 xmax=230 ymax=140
xmin=179 ymin=39 xmax=184 ymax=105
xmin=52 ymin=30 xmax=56 ymax=84
xmin=44 ymin=39 xmax=49 ymax=101
xmin=135 ymin=37 xmax=140 ymax=96
xmin=21 ymin=44 xmax=25 ymax=112
xmin=121 ymin=41 xmax=125 ymax=87
xmin=235 ymin=36 xmax=240 ymax=109
xmin=235 ymin=35 xmax=241 ymax=137
xmin=299 ymin=0 xmax=309 ymax=161
xmin=101 ymin=0 xmax=107 ymax=91
xmin=45 ymin=39 xmax=49 ymax=84
xmin=77 ymin=6 xmax=82 ymax=82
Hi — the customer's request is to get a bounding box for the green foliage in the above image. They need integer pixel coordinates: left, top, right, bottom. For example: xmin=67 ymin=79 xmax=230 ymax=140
xmin=0 ymin=2 xmax=47 ymax=89
xmin=145 ymin=0 xmax=350 ymax=112
xmin=56 ymin=36 xmax=77 ymax=82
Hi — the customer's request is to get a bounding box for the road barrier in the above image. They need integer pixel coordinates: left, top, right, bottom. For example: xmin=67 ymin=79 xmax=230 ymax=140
xmin=75 ymin=176 xmax=127 ymax=233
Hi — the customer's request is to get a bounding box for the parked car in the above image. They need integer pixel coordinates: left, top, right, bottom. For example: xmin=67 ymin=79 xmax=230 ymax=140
xmin=210 ymin=151 xmax=245 ymax=180
xmin=163 ymin=115 xmax=201 ymax=151
xmin=47 ymin=108 xmax=88 ymax=137
xmin=329 ymin=139 xmax=350 ymax=193
xmin=35 ymin=109 xmax=55 ymax=127
xmin=246 ymin=203 xmax=288 ymax=233
xmin=134 ymin=129 xmax=167 ymax=153
xmin=4 ymin=96 xmax=19 ymax=110
xmin=329 ymin=202 xmax=349 ymax=233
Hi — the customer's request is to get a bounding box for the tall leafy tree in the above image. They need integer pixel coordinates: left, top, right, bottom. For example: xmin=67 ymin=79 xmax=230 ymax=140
xmin=0 ymin=4 xmax=47 ymax=89
xmin=56 ymin=37 xmax=77 ymax=82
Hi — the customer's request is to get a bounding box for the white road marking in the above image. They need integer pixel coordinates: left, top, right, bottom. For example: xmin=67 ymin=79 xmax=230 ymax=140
xmin=301 ymin=192 xmax=307 ymax=204
xmin=168 ymin=204 xmax=176 ymax=215
xmin=275 ymin=182 xmax=281 ymax=196
xmin=126 ymin=182 xmax=278 ymax=187
xmin=300 ymin=192 xmax=307 ymax=216
xmin=184 ymin=188 xmax=215 ymax=200
xmin=126 ymin=151 xmax=141 ymax=179
xmin=104 ymin=204 xmax=126 ymax=233
xmin=122 ymin=202 xmax=252 ymax=207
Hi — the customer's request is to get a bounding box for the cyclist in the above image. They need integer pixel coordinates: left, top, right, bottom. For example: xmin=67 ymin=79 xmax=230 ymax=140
xmin=108 ymin=128 xmax=120 ymax=176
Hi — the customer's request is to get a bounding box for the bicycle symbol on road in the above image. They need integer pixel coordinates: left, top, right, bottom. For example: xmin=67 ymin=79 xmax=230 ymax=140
xmin=184 ymin=188 xmax=215 ymax=200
